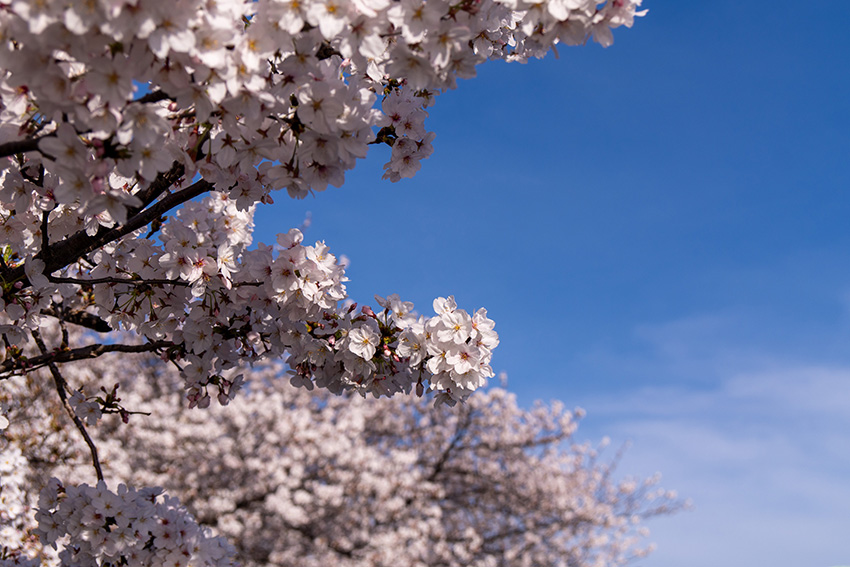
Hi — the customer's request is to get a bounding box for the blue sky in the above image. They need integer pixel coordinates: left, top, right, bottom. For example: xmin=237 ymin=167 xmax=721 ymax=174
xmin=253 ymin=2 xmax=850 ymax=565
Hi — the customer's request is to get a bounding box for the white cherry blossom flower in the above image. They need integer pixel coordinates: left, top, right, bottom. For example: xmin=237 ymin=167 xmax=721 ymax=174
xmin=348 ymin=319 xmax=381 ymax=360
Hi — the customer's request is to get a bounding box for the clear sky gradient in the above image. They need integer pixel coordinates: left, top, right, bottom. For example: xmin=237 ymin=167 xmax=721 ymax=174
xmin=252 ymin=2 xmax=850 ymax=565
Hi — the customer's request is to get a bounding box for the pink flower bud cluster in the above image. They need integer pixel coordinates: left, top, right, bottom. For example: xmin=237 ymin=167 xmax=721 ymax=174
xmin=34 ymin=478 xmax=236 ymax=567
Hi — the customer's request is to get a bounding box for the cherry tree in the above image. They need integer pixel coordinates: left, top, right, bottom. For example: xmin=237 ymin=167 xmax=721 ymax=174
xmin=1 ymin=323 xmax=679 ymax=567
xmin=0 ymin=0 xmax=647 ymax=564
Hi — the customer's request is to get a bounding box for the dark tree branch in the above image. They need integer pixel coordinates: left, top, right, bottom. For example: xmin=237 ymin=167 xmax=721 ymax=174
xmin=131 ymin=161 xmax=186 ymax=212
xmin=0 ymin=135 xmax=51 ymax=159
xmin=49 ymin=275 xmax=190 ymax=287
xmin=1 ymin=340 xmax=174 ymax=376
xmin=133 ymin=90 xmax=173 ymax=104
xmin=59 ymin=175 xmax=213 ymax=267
xmin=41 ymin=211 xmax=50 ymax=262
xmin=48 ymin=274 xmax=262 ymax=289
xmin=40 ymin=307 xmax=113 ymax=333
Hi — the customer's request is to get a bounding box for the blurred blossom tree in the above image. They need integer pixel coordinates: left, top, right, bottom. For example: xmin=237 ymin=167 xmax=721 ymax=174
xmin=1 ymin=324 xmax=680 ymax=567
xmin=0 ymin=0 xmax=654 ymax=564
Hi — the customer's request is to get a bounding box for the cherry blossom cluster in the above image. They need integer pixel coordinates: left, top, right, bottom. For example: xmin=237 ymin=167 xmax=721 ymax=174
xmin=0 ymin=189 xmax=495 ymax=405
xmin=288 ymin=292 xmax=498 ymax=405
xmin=379 ymin=89 xmax=436 ymax=182
xmin=33 ymin=478 xmax=236 ymax=567
xmin=0 ymin=0 xmax=645 ymax=213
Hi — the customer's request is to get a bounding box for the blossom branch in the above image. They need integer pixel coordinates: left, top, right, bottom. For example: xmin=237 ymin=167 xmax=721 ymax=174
xmin=3 ymin=177 xmax=214 ymax=292
xmin=130 ymin=160 xmax=186 ymax=213
xmin=58 ymin=176 xmax=214 ymax=267
xmin=48 ymin=274 xmax=263 ymax=289
xmin=425 ymin=406 xmax=472 ymax=482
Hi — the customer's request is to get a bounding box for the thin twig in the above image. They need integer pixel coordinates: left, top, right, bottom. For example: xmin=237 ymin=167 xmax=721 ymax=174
xmin=40 ymin=211 xmax=50 ymax=264
xmin=58 ymin=305 xmax=69 ymax=350
xmin=31 ymin=330 xmax=104 ymax=482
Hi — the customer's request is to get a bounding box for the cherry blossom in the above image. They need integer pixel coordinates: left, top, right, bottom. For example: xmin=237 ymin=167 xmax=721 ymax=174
xmin=0 ymin=1 xmax=647 ymax=564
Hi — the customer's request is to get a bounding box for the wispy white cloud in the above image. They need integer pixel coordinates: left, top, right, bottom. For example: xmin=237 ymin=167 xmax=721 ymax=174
xmin=576 ymin=314 xmax=850 ymax=567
